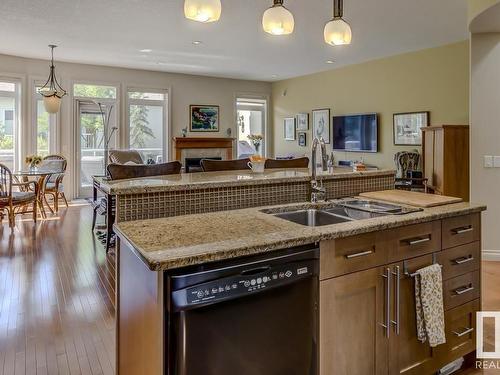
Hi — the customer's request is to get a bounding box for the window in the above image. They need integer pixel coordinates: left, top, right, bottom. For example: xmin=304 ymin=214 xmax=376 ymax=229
xmin=127 ymin=89 xmax=168 ymax=163
xmin=0 ymin=79 xmax=20 ymax=170
xmin=73 ymin=83 xmax=117 ymax=99
xmin=34 ymin=85 xmax=57 ymax=156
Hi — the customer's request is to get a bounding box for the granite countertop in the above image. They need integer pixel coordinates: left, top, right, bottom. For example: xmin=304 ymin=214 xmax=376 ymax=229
xmin=114 ymin=200 xmax=486 ymax=271
xmin=98 ymin=167 xmax=395 ymax=195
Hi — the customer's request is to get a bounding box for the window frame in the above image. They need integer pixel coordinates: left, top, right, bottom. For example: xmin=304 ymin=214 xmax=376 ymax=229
xmin=235 ymin=93 xmax=270 ymax=158
xmin=70 ymin=80 xmax=120 ymax=198
xmin=125 ymin=87 xmax=169 ymax=163
xmin=31 ymin=78 xmax=59 ymax=156
xmin=0 ymin=76 xmax=22 ymax=170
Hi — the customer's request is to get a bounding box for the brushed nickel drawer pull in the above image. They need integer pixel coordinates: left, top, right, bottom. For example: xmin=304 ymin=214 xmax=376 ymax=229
xmin=453 ymin=226 xmax=473 ymax=235
xmin=454 ymin=284 xmax=474 ymax=295
xmin=391 ymin=266 xmax=400 ymax=335
xmin=380 ymin=268 xmax=391 ymax=338
xmin=407 ymin=237 xmax=431 ymax=246
xmin=345 ymin=250 xmax=373 ymax=259
xmin=452 ymin=327 xmax=474 ymax=337
xmin=453 ymin=256 xmax=474 ymax=265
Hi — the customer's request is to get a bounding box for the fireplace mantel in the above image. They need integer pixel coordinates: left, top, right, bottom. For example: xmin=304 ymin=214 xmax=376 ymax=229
xmin=173 ymin=137 xmax=235 ymax=161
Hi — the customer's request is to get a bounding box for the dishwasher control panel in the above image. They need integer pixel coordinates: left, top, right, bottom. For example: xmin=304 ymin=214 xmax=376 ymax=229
xmin=171 ymin=259 xmax=316 ymax=310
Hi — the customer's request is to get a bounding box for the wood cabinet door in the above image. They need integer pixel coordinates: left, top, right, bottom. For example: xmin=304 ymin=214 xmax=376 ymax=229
xmin=320 ymin=266 xmax=389 ymax=375
xmin=423 ymin=130 xmax=434 ymax=186
xmin=388 ymin=256 xmax=441 ymax=375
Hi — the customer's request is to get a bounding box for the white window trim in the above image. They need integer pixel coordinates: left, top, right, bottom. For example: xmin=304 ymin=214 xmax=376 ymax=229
xmin=0 ymin=75 xmax=24 ymax=171
xmin=125 ymin=86 xmax=169 ymax=163
xmin=234 ymin=92 xmax=270 ymax=158
xmin=69 ymin=80 xmax=120 ymax=198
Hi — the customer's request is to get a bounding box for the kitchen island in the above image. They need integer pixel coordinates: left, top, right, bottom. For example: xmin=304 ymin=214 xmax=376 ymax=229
xmin=114 ymin=190 xmax=486 ymax=375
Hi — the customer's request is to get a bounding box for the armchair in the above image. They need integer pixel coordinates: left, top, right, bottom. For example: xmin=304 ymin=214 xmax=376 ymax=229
xmin=0 ymin=163 xmax=38 ymax=228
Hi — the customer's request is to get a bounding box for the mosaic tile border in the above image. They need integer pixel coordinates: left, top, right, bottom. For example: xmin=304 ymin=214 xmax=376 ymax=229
xmin=116 ymin=174 xmax=395 ymax=222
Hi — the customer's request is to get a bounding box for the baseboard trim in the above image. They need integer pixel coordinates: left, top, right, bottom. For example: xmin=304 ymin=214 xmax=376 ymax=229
xmin=483 ymin=250 xmax=500 ymax=261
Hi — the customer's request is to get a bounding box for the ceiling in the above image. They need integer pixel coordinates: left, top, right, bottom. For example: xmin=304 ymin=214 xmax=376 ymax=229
xmin=0 ymin=0 xmax=469 ymax=81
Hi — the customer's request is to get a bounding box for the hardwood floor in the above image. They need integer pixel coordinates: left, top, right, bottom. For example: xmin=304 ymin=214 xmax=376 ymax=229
xmin=0 ymin=204 xmax=115 ymax=375
xmin=0 ymin=204 xmax=500 ymax=374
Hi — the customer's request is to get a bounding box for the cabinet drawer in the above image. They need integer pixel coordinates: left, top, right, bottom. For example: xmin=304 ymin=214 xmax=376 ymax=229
xmin=443 ymin=271 xmax=480 ymax=310
xmin=389 ymin=221 xmax=441 ymax=262
xmin=320 ymin=232 xmax=390 ymax=279
xmin=437 ymin=299 xmax=479 ymax=366
xmin=442 ymin=214 xmax=480 ymax=249
xmin=436 ymin=242 xmax=480 ymax=281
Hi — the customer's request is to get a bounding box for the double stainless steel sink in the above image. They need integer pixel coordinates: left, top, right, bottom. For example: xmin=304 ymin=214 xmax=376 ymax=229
xmin=268 ymin=200 xmax=421 ymax=227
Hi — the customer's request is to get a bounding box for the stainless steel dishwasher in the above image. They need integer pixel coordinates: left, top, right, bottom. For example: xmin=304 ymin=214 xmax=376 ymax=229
xmin=166 ymin=244 xmax=319 ymax=375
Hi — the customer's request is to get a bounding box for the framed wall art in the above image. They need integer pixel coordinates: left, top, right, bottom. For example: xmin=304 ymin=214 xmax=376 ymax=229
xmin=284 ymin=117 xmax=296 ymax=141
xmin=312 ymin=108 xmax=331 ymax=144
xmin=393 ymin=111 xmax=429 ymax=145
xmin=190 ymin=105 xmax=220 ymax=132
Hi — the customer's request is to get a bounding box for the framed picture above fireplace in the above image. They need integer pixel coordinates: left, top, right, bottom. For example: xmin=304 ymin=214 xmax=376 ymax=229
xmin=190 ymin=105 xmax=220 ymax=132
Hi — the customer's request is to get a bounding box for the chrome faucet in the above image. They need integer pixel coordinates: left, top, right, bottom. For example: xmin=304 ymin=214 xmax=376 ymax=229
xmin=311 ymin=137 xmax=328 ymax=202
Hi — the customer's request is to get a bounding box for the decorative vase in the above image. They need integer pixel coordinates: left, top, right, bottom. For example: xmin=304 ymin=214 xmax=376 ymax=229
xmin=254 ymin=143 xmax=260 ymax=153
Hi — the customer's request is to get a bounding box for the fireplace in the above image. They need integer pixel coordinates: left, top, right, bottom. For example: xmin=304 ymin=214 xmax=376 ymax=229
xmin=173 ymin=137 xmax=235 ymax=169
xmin=185 ymin=157 xmax=222 ymax=173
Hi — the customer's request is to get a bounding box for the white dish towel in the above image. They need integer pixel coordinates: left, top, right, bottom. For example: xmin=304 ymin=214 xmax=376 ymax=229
xmin=415 ymin=263 xmax=446 ymax=347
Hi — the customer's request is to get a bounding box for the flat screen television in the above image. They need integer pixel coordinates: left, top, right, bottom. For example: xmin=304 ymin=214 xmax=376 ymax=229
xmin=332 ymin=113 xmax=378 ymax=152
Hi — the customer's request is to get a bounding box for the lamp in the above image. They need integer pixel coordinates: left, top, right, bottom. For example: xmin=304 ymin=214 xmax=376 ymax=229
xmin=184 ymin=0 xmax=221 ymax=23
xmin=324 ymin=0 xmax=352 ymax=46
xmin=262 ymin=0 xmax=294 ymax=36
xmin=39 ymin=45 xmax=66 ymax=114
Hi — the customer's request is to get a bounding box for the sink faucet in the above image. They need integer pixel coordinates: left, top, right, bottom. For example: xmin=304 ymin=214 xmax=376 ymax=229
xmin=311 ymin=137 xmax=328 ymax=202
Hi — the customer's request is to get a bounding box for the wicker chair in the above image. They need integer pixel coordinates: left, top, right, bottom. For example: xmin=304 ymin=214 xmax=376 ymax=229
xmin=0 ymin=163 xmax=38 ymax=228
xmin=41 ymin=155 xmax=68 ymax=213
xmin=200 ymin=158 xmax=251 ymax=172
xmin=264 ymin=157 xmax=309 ymax=169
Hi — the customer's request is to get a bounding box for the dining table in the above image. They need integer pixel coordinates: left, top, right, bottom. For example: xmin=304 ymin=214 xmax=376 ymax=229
xmin=13 ymin=169 xmax=60 ymax=219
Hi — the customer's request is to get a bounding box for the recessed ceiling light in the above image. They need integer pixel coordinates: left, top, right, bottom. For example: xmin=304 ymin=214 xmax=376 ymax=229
xmin=192 ymin=41 xmax=203 ymax=45
xmin=326 ymin=60 xmax=335 ymax=64
xmin=271 ymin=74 xmax=278 ymax=78
xmin=140 ymin=49 xmax=152 ymax=53
xmin=157 ymin=61 xmax=169 ymax=66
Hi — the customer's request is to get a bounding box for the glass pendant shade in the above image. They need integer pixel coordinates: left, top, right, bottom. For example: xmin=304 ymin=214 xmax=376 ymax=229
xmin=184 ymin=0 xmax=221 ymax=23
xmin=324 ymin=17 xmax=352 ymax=45
xmin=262 ymin=0 xmax=294 ymax=35
xmin=40 ymin=45 xmax=66 ymax=114
xmin=43 ymin=95 xmax=63 ymax=114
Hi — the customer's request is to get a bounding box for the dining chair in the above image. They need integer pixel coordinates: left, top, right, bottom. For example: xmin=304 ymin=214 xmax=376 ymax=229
xmin=200 ymin=158 xmax=251 ymax=172
xmin=93 ymin=161 xmax=182 ymax=252
xmin=41 ymin=155 xmax=68 ymax=213
xmin=264 ymin=157 xmax=309 ymax=169
xmin=106 ymin=161 xmax=182 ymax=180
xmin=0 ymin=163 xmax=38 ymax=228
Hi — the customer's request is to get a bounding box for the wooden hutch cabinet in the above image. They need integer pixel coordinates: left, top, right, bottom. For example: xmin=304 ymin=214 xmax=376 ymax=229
xmin=421 ymin=125 xmax=469 ymax=201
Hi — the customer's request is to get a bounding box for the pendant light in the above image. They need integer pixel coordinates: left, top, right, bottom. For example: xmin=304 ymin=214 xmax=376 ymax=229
xmin=324 ymin=0 xmax=352 ymax=46
xmin=184 ymin=0 xmax=221 ymax=23
xmin=262 ymin=0 xmax=294 ymax=36
xmin=39 ymin=45 xmax=66 ymax=114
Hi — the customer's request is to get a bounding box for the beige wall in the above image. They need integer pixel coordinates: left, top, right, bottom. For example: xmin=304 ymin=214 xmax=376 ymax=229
xmin=271 ymin=41 xmax=469 ymax=169
xmin=470 ymin=33 xmax=500 ymax=253
xmin=0 ymin=53 xmax=271 ymax=199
